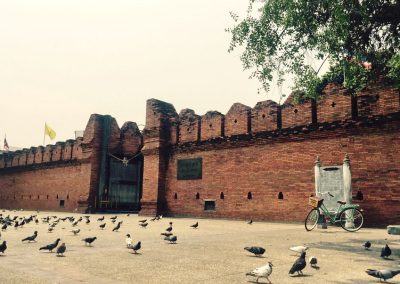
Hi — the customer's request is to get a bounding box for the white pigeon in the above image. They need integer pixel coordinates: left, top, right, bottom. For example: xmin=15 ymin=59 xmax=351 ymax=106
xmin=246 ymin=262 xmax=273 ymax=283
xmin=125 ymin=234 xmax=132 ymax=248
xmin=290 ymin=245 xmax=309 ymax=254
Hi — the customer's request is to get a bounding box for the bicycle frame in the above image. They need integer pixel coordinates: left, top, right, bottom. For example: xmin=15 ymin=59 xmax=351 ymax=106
xmin=318 ymin=202 xmax=359 ymax=224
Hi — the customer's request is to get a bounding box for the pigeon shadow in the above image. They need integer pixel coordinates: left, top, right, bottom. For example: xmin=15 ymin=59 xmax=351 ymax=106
xmin=289 ymin=274 xmax=312 ymax=277
xmin=56 ymin=255 xmax=66 ymax=257
xmin=131 ymin=252 xmax=142 ymax=255
xmin=247 ymin=280 xmax=271 ymax=284
xmin=247 ymin=255 xmax=266 ymax=258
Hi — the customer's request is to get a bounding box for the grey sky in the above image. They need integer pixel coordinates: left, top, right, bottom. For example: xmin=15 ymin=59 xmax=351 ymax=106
xmin=1 ymin=0 xmax=287 ymax=148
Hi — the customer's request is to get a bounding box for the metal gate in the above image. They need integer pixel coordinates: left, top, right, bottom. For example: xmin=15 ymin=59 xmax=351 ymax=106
xmin=105 ymin=155 xmax=143 ymax=212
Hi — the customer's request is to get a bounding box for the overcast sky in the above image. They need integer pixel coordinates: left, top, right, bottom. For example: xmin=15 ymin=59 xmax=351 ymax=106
xmin=1 ymin=0 xmax=288 ymax=149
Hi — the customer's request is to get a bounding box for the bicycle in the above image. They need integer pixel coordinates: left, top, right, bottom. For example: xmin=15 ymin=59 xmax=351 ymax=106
xmin=304 ymin=192 xmax=364 ymax=232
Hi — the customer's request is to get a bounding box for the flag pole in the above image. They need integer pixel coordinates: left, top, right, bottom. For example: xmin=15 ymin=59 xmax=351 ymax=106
xmin=43 ymin=123 xmax=46 ymax=146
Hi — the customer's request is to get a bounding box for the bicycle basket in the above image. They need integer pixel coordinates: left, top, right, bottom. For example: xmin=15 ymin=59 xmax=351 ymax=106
xmin=309 ymin=197 xmax=322 ymax=208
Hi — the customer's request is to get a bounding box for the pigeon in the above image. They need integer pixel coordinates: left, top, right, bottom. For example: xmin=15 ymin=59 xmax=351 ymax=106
xmin=40 ymin=238 xmax=61 ymax=252
xmin=82 ymin=237 xmax=97 ymax=246
xmin=150 ymin=217 xmax=157 ymax=221
xmin=366 ymin=269 xmax=400 ymax=282
xmin=22 ymin=231 xmax=38 ymax=242
xmin=48 ymin=227 xmax=54 ymax=233
xmin=139 ymin=223 xmax=148 ymax=228
xmin=126 ymin=234 xmax=132 ymax=248
xmin=381 ymin=244 xmax=392 ymax=258
xmin=97 ymin=216 xmax=104 ymax=221
xmin=1 ymin=224 xmax=6 ymax=231
xmin=72 ymin=220 xmax=79 ymax=227
xmin=246 ymin=262 xmax=273 ymax=284
xmin=164 ymin=235 xmax=177 ymax=244
xmin=244 ymin=246 xmax=266 ymax=257
xmin=190 ymin=222 xmax=199 ymax=229
xmin=56 ymin=243 xmax=66 ymax=256
xmin=139 ymin=219 xmax=147 ymax=223
xmin=289 ymin=252 xmax=307 ymax=275
xmin=85 ymin=219 xmax=90 ymax=224
xmin=71 ymin=229 xmax=80 ymax=235
xmin=113 ymin=221 xmax=123 ymax=232
xmin=99 ymin=223 xmax=106 ymax=229
xmin=110 ymin=216 xmax=117 ymax=220
xmin=165 ymin=226 xmax=173 ymax=232
xmin=247 ymin=219 xmax=253 ymax=225
xmin=363 ymin=241 xmax=372 ymax=250
xmin=161 ymin=232 xmax=173 ymax=237
xmin=35 ymin=219 xmax=39 ymax=225
xmin=111 ymin=219 xmax=117 ymax=224
xmin=0 ymin=241 xmax=7 ymax=253
xmin=131 ymin=241 xmax=141 ymax=254
xmin=309 ymin=256 xmax=319 ymax=269
xmin=290 ymin=245 xmax=309 ymax=255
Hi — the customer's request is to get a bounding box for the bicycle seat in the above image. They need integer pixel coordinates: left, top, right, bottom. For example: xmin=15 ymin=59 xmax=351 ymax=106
xmin=337 ymin=201 xmax=346 ymax=205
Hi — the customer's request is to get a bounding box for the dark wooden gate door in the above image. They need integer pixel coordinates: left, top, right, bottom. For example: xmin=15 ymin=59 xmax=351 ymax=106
xmin=107 ymin=155 xmax=142 ymax=212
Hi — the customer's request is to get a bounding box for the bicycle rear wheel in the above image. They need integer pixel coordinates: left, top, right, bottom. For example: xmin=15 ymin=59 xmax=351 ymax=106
xmin=339 ymin=208 xmax=364 ymax=232
xmin=305 ymin=208 xmax=320 ymax=231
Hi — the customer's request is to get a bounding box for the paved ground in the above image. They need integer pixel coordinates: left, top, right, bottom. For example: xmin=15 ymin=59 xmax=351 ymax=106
xmin=0 ymin=210 xmax=399 ymax=284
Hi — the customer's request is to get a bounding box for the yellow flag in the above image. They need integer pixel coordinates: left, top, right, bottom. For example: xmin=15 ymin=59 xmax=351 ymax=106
xmin=45 ymin=123 xmax=56 ymax=140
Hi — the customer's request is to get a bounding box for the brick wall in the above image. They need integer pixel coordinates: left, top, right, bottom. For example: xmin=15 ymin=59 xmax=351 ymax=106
xmin=163 ymin=121 xmax=400 ymax=226
xmin=0 ymin=162 xmax=91 ymax=211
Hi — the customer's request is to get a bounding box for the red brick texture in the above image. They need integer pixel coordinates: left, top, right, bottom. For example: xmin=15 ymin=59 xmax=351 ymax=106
xmin=163 ymin=121 xmax=399 ymax=226
xmin=0 ymin=163 xmax=91 ymax=211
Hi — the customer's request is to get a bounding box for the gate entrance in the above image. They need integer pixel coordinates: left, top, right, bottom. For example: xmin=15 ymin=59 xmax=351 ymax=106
xmin=98 ymin=154 xmax=143 ymax=212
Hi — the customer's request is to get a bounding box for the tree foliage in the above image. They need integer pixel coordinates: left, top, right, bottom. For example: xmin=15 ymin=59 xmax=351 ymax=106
xmin=228 ymin=0 xmax=400 ymax=99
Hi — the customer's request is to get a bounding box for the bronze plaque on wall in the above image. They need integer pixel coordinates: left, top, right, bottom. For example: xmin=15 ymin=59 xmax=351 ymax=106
xmin=177 ymin=158 xmax=202 ymax=180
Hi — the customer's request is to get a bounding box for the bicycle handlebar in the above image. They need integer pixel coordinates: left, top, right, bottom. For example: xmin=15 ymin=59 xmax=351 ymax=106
xmin=319 ymin=191 xmax=335 ymax=197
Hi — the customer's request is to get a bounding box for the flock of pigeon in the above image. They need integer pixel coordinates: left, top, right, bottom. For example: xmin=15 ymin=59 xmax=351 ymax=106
xmin=242 ymin=219 xmax=399 ymax=283
xmin=0 ymin=212 xmax=399 ymax=283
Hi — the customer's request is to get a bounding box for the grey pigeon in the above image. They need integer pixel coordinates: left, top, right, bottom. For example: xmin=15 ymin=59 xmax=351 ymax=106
xmin=244 ymin=246 xmax=265 ymax=257
xmin=40 ymin=238 xmax=61 ymax=252
xmin=82 ymin=237 xmax=97 ymax=246
xmin=247 ymin=219 xmax=253 ymax=225
xmin=190 ymin=222 xmax=199 ymax=229
xmin=71 ymin=229 xmax=80 ymax=235
xmin=164 ymin=235 xmax=177 ymax=244
xmin=289 ymin=252 xmax=306 ymax=275
xmin=113 ymin=221 xmax=122 ymax=232
xmin=56 ymin=243 xmax=66 ymax=256
xmin=246 ymin=262 xmax=273 ymax=283
xmin=139 ymin=223 xmax=148 ymax=228
xmin=363 ymin=241 xmax=371 ymax=250
xmin=22 ymin=231 xmax=38 ymax=242
xmin=366 ymin=269 xmax=400 ymax=282
xmin=309 ymin=256 xmax=319 ymax=269
xmin=0 ymin=241 xmax=7 ymax=253
xmin=131 ymin=241 xmax=141 ymax=254
xmin=381 ymin=244 xmax=392 ymax=258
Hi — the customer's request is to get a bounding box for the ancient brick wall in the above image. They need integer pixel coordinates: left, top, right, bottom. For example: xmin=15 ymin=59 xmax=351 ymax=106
xmin=0 ymin=113 xmax=144 ymax=213
xmin=0 ymin=163 xmax=91 ymax=211
xmin=140 ymin=83 xmax=400 ymax=226
xmin=164 ymin=121 xmax=400 ymax=226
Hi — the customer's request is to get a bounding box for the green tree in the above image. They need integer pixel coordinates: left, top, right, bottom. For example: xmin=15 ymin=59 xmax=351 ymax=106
xmin=228 ymin=0 xmax=400 ymax=99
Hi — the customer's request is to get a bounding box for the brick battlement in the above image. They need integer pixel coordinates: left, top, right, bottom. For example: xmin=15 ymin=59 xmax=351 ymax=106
xmin=144 ymin=83 xmax=399 ymax=145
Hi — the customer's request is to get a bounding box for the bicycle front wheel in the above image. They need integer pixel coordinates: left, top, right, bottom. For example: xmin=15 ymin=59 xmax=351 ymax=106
xmin=305 ymin=208 xmax=320 ymax=231
xmin=339 ymin=208 xmax=364 ymax=232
